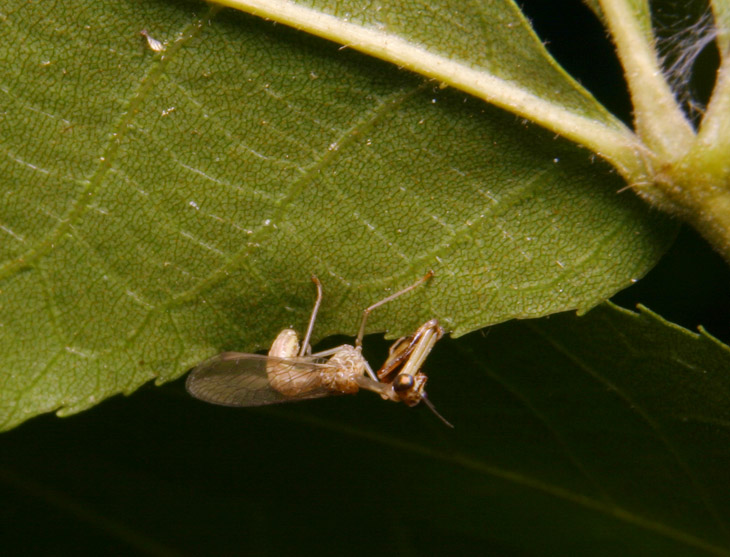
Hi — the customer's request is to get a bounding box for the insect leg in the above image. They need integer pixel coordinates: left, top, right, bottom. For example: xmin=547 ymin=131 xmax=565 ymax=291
xmin=299 ymin=275 xmax=323 ymax=357
xmin=355 ymin=270 xmax=434 ymax=348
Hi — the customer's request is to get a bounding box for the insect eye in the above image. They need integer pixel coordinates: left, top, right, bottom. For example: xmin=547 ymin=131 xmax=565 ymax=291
xmin=393 ymin=374 xmax=414 ymax=392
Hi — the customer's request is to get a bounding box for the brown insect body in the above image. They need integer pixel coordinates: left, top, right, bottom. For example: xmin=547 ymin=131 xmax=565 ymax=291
xmin=186 ymin=273 xmax=452 ymax=426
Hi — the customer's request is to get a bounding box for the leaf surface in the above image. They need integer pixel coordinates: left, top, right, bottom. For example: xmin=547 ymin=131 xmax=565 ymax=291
xmin=0 ymin=0 xmax=674 ymax=428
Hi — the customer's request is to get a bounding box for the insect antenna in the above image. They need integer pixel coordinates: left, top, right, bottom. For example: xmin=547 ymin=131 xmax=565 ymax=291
xmin=421 ymin=392 xmax=454 ymax=428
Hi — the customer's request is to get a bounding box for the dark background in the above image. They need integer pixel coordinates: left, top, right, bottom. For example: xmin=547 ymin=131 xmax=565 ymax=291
xmin=2 ymin=1 xmax=728 ymax=555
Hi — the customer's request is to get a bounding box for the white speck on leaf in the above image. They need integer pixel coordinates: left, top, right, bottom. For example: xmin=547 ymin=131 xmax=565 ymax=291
xmin=140 ymin=29 xmax=164 ymax=52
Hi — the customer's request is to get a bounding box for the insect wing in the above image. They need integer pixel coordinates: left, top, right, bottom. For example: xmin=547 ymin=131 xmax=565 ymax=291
xmin=185 ymin=352 xmax=334 ymax=407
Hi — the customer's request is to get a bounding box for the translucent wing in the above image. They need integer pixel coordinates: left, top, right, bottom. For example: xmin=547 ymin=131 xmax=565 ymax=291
xmin=185 ymin=351 xmax=338 ymax=407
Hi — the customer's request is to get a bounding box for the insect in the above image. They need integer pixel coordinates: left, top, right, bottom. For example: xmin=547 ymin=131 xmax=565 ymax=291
xmin=186 ymin=272 xmax=452 ymax=426
xmin=139 ymin=29 xmax=164 ymax=52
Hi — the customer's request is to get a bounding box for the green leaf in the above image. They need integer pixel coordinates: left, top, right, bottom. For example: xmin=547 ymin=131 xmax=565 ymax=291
xmin=218 ymin=0 xmax=646 ymax=173
xmin=2 ymin=302 xmax=729 ymax=555
xmin=0 ymin=0 xmax=675 ymax=429
xmin=211 ymin=302 xmax=730 ymax=554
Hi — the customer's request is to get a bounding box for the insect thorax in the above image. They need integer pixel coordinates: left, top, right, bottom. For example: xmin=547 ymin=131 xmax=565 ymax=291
xmin=322 ymin=345 xmax=366 ymax=394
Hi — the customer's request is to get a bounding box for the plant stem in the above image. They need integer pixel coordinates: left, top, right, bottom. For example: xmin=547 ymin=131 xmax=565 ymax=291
xmin=598 ymin=0 xmax=695 ymax=158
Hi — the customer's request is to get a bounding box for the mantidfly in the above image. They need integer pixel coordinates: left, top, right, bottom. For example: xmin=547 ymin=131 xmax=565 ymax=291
xmin=185 ymin=271 xmax=452 ymax=426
